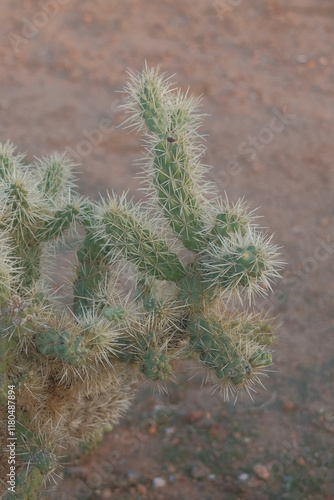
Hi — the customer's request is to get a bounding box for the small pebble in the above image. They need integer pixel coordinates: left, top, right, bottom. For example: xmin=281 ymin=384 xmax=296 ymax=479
xmin=254 ymin=464 xmax=270 ymax=480
xmin=319 ymin=56 xmax=329 ymax=66
xmin=127 ymin=470 xmax=140 ymax=485
xmin=283 ymin=400 xmax=294 ymax=411
xmin=184 ymin=410 xmax=203 ymax=423
xmin=164 ymin=426 xmax=175 ymax=437
xmin=209 ymin=425 xmax=219 ymax=439
xmin=137 ymin=484 xmax=147 ymax=495
xmin=296 ymin=456 xmax=306 ymax=466
xmin=208 ymin=474 xmax=216 ymax=480
xmin=101 ymin=489 xmax=112 ymax=500
xmin=152 ymin=477 xmax=166 ymax=488
xmin=153 ymin=404 xmax=165 ymax=415
xmin=238 ymin=473 xmax=249 ymax=482
xmin=296 ymin=54 xmax=308 ymax=64
xmin=83 ymin=13 xmax=93 ymax=23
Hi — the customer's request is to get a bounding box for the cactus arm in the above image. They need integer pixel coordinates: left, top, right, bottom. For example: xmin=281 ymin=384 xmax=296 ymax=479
xmin=4 ymin=466 xmax=43 ymax=500
xmin=0 ymin=233 xmax=15 ymax=305
xmin=150 ymin=138 xmax=207 ymax=251
xmin=72 ymin=201 xmax=111 ymax=315
xmin=35 ymin=151 xmax=76 ymax=202
xmin=186 ymin=312 xmax=273 ymax=394
xmin=97 ymin=194 xmax=186 ymax=281
xmin=0 ymin=152 xmax=79 ymax=288
xmin=122 ymin=67 xmax=213 ymax=252
xmin=0 ymin=141 xmax=26 ymax=180
xmin=37 ymin=202 xmax=80 ymax=242
xmin=199 ymin=229 xmax=283 ymax=304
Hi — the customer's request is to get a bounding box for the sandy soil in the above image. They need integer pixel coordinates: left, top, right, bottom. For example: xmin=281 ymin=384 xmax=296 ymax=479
xmin=1 ymin=1 xmax=334 ymax=499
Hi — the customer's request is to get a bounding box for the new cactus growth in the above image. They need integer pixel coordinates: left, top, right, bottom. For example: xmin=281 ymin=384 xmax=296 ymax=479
xmin=0 ymin=66 xmax=283 ymax=499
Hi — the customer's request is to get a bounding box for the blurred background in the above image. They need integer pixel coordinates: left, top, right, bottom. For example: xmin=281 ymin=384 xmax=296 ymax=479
xmin=1 ymin=1 xmax=334 ymax=498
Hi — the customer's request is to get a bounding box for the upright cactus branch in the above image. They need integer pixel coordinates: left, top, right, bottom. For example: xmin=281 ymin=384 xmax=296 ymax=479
xmin=122 ymin=65 xmax=213 ymax=251
xmin=0 ymin=66 xmax=283 ymax=499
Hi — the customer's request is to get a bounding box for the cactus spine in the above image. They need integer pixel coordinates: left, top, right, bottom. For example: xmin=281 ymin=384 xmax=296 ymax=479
xmin=0 ymin=67 xmax=283 ymax=499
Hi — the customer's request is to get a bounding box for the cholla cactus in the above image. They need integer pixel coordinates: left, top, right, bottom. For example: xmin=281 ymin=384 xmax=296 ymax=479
xmin=0 ymin=66 xmax=283 ymax=499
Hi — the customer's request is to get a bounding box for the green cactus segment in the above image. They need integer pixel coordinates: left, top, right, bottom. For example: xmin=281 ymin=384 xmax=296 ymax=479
xmin=202 ymin=244 xmax=266 ymax=290
xmin=0 ymin=147 xmax=79 ymax=291
xmin=73 ymin=203 xmax=111 ymax=314
xmin=141 ymin=350 xmax=172 ymax=381
xmin=15 ymin=414 xmax=55 ymax=469
xmin=0 ymin=274 xmax=11 ymax=306
xmin=169 ymin=99 xmax=195 ymax=133
xmin=241 ymin=319 xmax=275 ymax=346
xmin=39 ymin=203 xmax=79 ymax=241
xmin=177 ymin=263 xmax=215 ymax=308
xmin=11 ymin=201 xmax=79 ymax=286
xmin=14 ymin=244 xmax=43 ymax=288
xmin=103 ymin=306 xmax=126 ymax=321
xmin=138 ymin=78 xmax=169 ymax=135
xmin=0 ymin=145 xmax=17 ymax=180
xmin=0 ymin=338 xmax=17 ymax=372
xmin=0 ymin=236 xmax=14 ymax=305
xmin=77 ymin=199 xmax=96 ymax=229
xmin=36 ymin=152 xmax=75 ymax=201
xmin=208 ymin=212 xmax=248 ymax=244
xmin=15 ymin=418 xmax=58 ymax=485
xmin=112 ymin=337 xmax=134 ymax=364
xmin=4 ymin=466 xmax=43 ymax=500
xmin=73 ymin=231 xmax=110 ymax=315
xmin=38 ymin=157 xmax=65 ymax=199
xmin=187 ymin=314 xmax=238 ymax=361
xmin=29 ymin=450 xmax=58 ymax=473
xmin=1 ymin=297 xmax=36 ymax=341
xmin=101 ymin=197 xmax=185 ymax=281
xmin=4 ymin=178 xmax=47 ymax=235
xmin=7 ymin=182 xmax=33 ymax=228
xmin=15 ymin=411 xmax=35 ymax=445
xmin=188 ymin=317 xmax=251 ymax=385
xmin=142 ymin=297 xmax=164 ymax=317
xmin=187 ymin=314 xmax=256 ymax=386
xmin=200 ymin=229 xmax=282 ymax=302
xmin=234 ymin=245 xmax=264 ymax=283
xmin=35 ymin=328 xmax=88 ymax=365
xmin=249 ymin=350 xmax=272 ymax=368
xmin=0 ymin=174 xmax=78 ymax=287
xmin=130 ymin=69 xmax=207 ymax=252
xmin=0 ymin=374 xmax=14 ymax=403
xmin=152 ymin=139 xmax=205 ymax=252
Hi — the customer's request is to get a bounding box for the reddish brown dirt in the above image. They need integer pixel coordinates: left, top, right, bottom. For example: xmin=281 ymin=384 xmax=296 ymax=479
xmin=1 ymin=1 xmax=334 ymax=499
